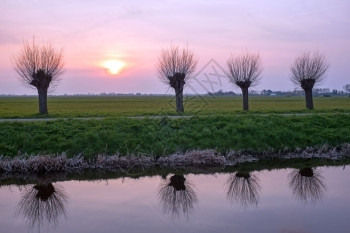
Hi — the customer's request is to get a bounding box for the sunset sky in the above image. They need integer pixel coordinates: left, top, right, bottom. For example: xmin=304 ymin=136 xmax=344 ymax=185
xmin=0 ymin=0 xmax=349 ymax=95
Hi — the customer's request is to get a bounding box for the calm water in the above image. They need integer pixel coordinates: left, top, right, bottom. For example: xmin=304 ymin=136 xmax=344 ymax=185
xmin=0 ymin=166 xmax=349 ymax=233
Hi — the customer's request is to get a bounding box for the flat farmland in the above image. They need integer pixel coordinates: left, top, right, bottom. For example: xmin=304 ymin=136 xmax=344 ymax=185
xmin=0 ymin=95 xmax=349 ymax=118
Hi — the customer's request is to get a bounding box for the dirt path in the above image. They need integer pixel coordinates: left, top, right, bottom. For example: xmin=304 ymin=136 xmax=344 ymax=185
xmin=0 ymin=116 xmax=193 ymax=122
xmin=0 ymin=117 xmax=105 ymax=122
xmin=0 ymin=112 xmax=348 ymax=122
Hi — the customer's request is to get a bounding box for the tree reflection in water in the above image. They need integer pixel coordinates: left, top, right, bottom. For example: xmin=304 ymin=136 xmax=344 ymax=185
xmin=289 ymin=167 xmax=326 ymax=203
xmin=225 ymin=172 xmax=261 ymax=207
xmin=17 ymin=182 xmax=68 ymax=230
xmin=158 ymin=175 xmax=198 ymax=218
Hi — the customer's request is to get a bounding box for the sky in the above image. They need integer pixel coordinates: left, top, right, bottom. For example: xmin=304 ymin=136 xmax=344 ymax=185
xmin=0 ymin=0 xmax=349 ymax=95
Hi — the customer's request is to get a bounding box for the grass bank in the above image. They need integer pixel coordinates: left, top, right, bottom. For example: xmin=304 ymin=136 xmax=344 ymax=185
xmin=0 ymin=114 xmax=349 ymax=157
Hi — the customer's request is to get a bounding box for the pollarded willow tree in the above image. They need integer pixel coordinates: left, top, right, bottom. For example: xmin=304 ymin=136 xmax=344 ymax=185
xmin=290 ymin=51 xmax=329 ymax=110
xmin=226 ymin=52 xmax=262 ymax=111
xmin=13 ymin=39 xmax=64 ymax=114
xmin=157 ymin=45 xmax=198 ymax=113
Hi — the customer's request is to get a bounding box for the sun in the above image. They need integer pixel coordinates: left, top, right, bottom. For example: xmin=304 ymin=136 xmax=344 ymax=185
xmin=102 ymin=59 xmax=126 ymax=75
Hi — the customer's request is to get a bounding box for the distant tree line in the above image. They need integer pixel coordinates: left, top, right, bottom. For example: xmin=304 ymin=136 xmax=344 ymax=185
xmin=207 ymin=88 xmax=349 ymax=97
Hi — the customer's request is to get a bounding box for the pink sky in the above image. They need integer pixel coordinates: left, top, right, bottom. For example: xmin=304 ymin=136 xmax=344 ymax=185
xmin=0 ymin=0 xmax=349 ymax=95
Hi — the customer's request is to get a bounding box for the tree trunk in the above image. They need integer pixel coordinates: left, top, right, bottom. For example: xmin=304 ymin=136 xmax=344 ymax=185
xmin=175 ymin=87 xmax=184 ymax=113
xmin=304 ymin=88 xmax=314 ymax=110
xmin=37 ymin=88 xmax=48 ymax=114
xmin=170 ymin=73 xmax=186 ymax=114
xmin=241 ymin=87 xmax=249 ymax=111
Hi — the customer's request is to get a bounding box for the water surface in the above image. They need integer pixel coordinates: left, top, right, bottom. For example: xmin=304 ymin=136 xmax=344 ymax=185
xmin=0 ymin=165 xmax=349 ymax=233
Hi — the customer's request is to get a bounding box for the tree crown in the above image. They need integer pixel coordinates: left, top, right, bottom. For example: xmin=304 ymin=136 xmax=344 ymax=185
xmin=12 ymin=39 xmax=64 ymax=90
xmin=290 ymin=51 xmax=328 ymax=88
xmin=226 ymin=52 xmax=262 ymax=89
xmin=156 ymin=45 xmax=198 ymax=86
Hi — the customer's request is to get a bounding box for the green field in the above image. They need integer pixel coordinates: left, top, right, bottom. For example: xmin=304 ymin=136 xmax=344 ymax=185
xmin=0 ymin=95 xmax=349 ymax=118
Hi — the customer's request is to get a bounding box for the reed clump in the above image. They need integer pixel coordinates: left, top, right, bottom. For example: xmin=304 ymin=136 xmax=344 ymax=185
xmin=0 ymin=144 xmax=349 ymax=175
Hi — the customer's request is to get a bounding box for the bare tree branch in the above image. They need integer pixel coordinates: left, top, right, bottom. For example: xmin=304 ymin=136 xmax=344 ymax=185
xmin=12 ymin=39 xmax=64 ymax=89
xmin=290 ymin=51 xmax=328 ymax=87
xmin=157 ymin=45 xmax=197 ymax=85
xmin=344 ymin=84 xmax=350 ymax=93
xmin=226 ymin=52 xmax=262 ymax=88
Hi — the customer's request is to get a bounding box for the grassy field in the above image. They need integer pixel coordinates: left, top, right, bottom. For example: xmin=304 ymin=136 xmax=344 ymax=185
xmin=0 ymin=114 xmax=349 ymax=157
xmin=0 ymin=95 xmax=349 ymax=118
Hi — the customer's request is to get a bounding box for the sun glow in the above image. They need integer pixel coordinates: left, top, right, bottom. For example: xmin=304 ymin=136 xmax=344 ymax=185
xmin=102 ymin=60 xmax=126 ymax=75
